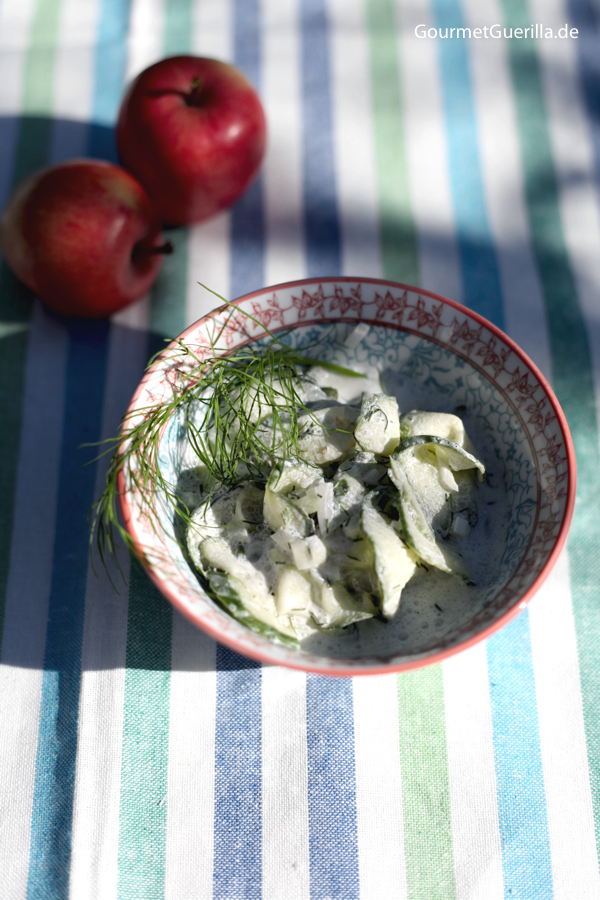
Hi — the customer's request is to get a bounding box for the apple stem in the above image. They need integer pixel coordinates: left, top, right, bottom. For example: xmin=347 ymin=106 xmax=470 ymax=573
xmin=133 ymin=241 xmax=174 ymax=260
xmin=145 ymin=241 xmax=174 ymax=256
xmin=186 ymin=76 xmax=204 ymax=107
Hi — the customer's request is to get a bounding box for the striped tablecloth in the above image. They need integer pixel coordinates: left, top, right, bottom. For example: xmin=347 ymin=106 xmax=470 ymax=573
xmin=1 ymin=0 xmax=600 ymax=898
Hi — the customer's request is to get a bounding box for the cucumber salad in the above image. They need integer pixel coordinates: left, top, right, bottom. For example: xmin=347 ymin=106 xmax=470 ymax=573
xmin=185 ymin=365 xmax=489 ymax=650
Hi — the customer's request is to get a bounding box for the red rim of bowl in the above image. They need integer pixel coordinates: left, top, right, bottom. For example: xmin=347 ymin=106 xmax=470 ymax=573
xmin=117 ymin=277 xmax=577 ymax=676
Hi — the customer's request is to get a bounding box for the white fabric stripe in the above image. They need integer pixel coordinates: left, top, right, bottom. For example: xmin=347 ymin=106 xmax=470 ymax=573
xmin=53 ymin=5 xmax=140 ymax=892
xmin=52 ymin=0 xmax=100 ymax=123
xmin=112 ymin=292 xmax=151 ymax=332
xmin=261 ymin=666 xmax=310 ymax=900
xmin=262 ymin=0 xmax=306 ymax=287
xmin=528 ymin=553 xmax=600 ymax=899
xmin=69 ymin=561 xmax=129 ymax=900
xmin=0 ymin=0 xmax=37 ymax=110
xmin=253 ymin=7 xmax=308 ymax=887
xmin=395 ymin=0 xmax=462 ymax=303
xmin=69 ymin=317 xmax=150 ymax=900
xmin=353 ymin=674 xmax=407 ymax=900
xmin=531 ymin=0 xmax=600 ymax=435
xmin=461 ymin=0 xmax=553 ymax=378
xmin=0 ymin=302 xmax=69 ymax=900
xmin=163 ymin=10 xmax=230 ymax=892
xmin=185 ymin=0 xmax=233 ymax=324
xmin=193 ymin=0 xmax=233 ymax=62
xmin=443 ymin=643 xmax=504 ymax=900
xmin=165 ymin=612 xmax=217 ymax=900
xmin=186 ymin=213 xmax=231 ymax=322
xmin=327 ymin=0 xmax=381 ymax=279
xmin=125 ymin=0 xmax=164 ymax=83
xmin=0 ymin=0 xmax=36 ymax=216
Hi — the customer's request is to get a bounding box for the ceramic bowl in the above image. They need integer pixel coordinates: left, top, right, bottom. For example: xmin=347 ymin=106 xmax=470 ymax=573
xmin=119 ymin=277 xmax=576 ymax=675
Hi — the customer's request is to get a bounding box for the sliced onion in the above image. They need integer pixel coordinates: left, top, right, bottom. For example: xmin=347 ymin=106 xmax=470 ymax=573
xmin=317 ymin=481 xmax=336 ymax=535
xmin=450 ymin=516 xmax=470 ymax=538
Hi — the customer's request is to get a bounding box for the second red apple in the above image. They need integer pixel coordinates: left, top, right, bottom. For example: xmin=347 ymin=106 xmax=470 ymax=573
xmin=0 ymin=160 xmax=169 ymax=318
xmin=116 ymin=56 xmax=267 ymax=227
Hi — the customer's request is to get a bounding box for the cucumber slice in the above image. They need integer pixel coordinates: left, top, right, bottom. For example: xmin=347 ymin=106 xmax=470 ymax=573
xmin=264 ymin=489 xmax=312 ymax=536
xmin=187 ymin=486 xmax=253 ymax=562
xmin=392 ymin=443 xmax=453 ymax=534
xmin=333 ymin=474 xmax=366 ymax=520
xmin=361 ymin=493 xmax=417 ymax=619
xmin=399 ymin=409 xmax=478 ymax=456
xmin=290 ymin=534 xmax=327 ymax=570
xmin=389 ymin=459 xmax=475 ymax=584
xmin=398 ymin=434 xmax=485 ymax=481
xmin=309 ymin=573 xmax=377 ymax=629
xmin=268 ymin=457 xmax=323 ymax=493
xmin=275 ymin=565 xmax=313 ymax=615
xmin=199 ymin=536 xmax=299 ymax=638
xmin=450 ymin=469 xmax=479 ymax=526
xmin=296 ymin=404 xmax=360 ymax=465
xmin=206 ymin=570 xmax=299 ymax=648
xmin=263 ymin=459 xmax=317 ymax=535
xmin=336 ymin=451 xmax=387 ymax=486
xmin=354 ymin=393 xmax=400 ymax=456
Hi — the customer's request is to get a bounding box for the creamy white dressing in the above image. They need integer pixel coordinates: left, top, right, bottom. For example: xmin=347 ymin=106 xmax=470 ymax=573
xmin=184 ymin=364 xmax=509 ymax=658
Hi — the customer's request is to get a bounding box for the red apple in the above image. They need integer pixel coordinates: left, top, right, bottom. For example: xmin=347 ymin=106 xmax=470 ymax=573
xmin=116 ymin=56 xmax=267 ymax=226
xmin=0 ymin=159 xmax=169 ymax=318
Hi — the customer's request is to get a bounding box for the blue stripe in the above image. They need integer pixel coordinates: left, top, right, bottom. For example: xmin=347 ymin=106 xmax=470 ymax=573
xmin=26 ymin=2 xmax=130 ymax=893
xmin=306 ymin=675 xmax=360 ymax=900
xmin=50 ymin=119 xmax=91 ymax=164
xmin=430 ymin=0 xmax=504 ymax=327
xmin=230 ymin=174 xmax=265 ymax=299
xmin=566 ymin=0 xmax=600 ymax=186
xmin=0 ymin=115 xmax=19 ymax=210
xmin=213 ymin=646 xmax=262 ymax=900
xmin=301 ymin=0 xmax=341 ymax=277
xmin=89 ymin=0 xmax=131 ymax=162
xmin=299 ymin=7 xmax=358 ymax=890
xmin=230 ymin=0 xmax=265 ymax=299
xmin=213 ymin=11 xmax=265 ymax=895
xmin=26 ymin=320 xmax=110 ymax=900
xmin=487 ymin=613 xmax=554 ymax=898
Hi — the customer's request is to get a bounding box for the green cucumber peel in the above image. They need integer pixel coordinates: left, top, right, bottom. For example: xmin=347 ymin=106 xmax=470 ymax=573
xmin=206 ymin=570 xmax=300 ymax=648
xmin=390 ymin=457 xmax=475 ymax=585
xmin=394 ymin=434 xmax=485 ymax=481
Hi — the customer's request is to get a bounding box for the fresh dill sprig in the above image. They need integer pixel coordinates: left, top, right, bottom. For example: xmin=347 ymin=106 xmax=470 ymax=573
xmin=89 ymin=290 xmax=363 ymax=576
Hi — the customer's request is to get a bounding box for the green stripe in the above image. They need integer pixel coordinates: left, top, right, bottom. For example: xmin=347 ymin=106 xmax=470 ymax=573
xmin=117 ymin=565 xmax=172 ymax=900
xmin=500 ymin=0 xmax=600 ymax=852
xmin=365 ymin=0 xmax=419 ymax=285
xmin=0 ymin=0 xmax=62 ymax=644
xmin=0 ymin=318 xmax=30 ymax=645
xmin=163 ymin=0 xmax=193 ymax=57
xmin=149 ymin=226 xmax=189 ymax=339
xmin=365 ymin=4 xmax=454 ymax=890
xmin=397 ymin=666 xmax=456 ymax=900
xmin=21 ymin=0 xmax=63 ymax=115
xmin=116 ymin=13 xmax=191 ymax=896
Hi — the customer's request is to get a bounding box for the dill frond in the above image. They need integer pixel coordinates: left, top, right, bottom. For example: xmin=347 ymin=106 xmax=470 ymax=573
xmin=89 ymin=297 xmax=361 ymax=576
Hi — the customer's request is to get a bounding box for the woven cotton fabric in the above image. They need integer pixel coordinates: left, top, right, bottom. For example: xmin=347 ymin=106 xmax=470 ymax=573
xmin=1 ymin=0 xmax=600 ymax=898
